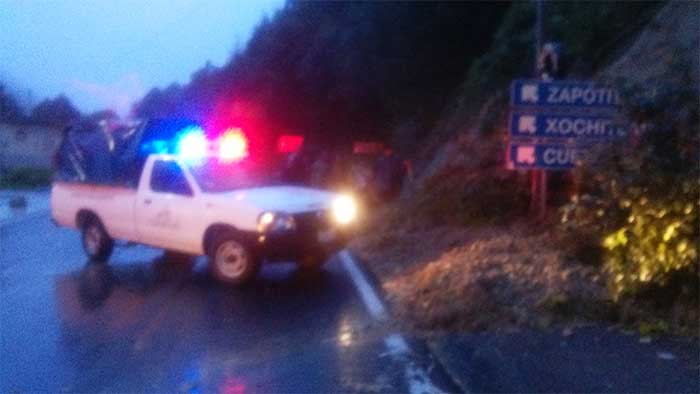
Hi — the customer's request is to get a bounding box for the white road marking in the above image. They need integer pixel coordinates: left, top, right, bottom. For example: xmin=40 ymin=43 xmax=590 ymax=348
xmin=339 ymin=250 xmax=446 ymax=394
xmin=339 ymin=250 xmax=386 ymax=320
xmin=0 ymin=191 xmax=51 ymax=226
xmin=384 ymin=333 xmax=410 ymax=355
xmin=405 ymin=362 xmax=446 ymax=394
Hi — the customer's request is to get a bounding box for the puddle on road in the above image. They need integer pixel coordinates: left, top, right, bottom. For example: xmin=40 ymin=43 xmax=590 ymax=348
xmin=0 ymin=191 xmax=50 ymax=223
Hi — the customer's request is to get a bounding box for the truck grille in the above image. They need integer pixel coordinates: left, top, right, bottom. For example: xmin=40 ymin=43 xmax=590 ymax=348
xmin=293 ymin=210 xmax=332 ymax=232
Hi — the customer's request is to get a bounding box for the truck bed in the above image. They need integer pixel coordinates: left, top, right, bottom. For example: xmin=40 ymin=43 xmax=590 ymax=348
xmin=51 ymin=181 xmax=138 ymax=241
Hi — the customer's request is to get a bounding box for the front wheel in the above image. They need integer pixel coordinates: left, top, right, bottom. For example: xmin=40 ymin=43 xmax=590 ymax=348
xmin=81 ymin=218 xmax=114 ymax=261
xmin=208 ymin=232 xmax=259 ymax=285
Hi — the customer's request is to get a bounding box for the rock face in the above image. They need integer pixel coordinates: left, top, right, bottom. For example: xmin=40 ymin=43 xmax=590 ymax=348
xmin=412 ymin=1 xmax=698 ymax=192
xmin=601 ymin=0 xmax=699 ymax=85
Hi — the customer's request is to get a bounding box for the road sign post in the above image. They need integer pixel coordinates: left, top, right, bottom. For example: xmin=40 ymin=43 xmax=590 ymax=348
xmin=508 ymin=77 xmax=622 ymax=219
xmin=533 ymin=0 xmax=545 ymax=219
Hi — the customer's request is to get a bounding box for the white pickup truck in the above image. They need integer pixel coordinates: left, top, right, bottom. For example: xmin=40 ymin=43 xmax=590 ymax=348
xmin=51 ymin=153 xmax=357 ymax=284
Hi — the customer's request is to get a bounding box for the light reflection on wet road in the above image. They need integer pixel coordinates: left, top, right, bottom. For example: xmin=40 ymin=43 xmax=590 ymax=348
xmin=0 ymin=190 xmax=50 ymax=225
xmin=1 ymin=215 xmax=452 ymax=393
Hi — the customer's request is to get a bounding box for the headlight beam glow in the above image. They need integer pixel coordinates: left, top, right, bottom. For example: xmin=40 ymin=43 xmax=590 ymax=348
xmin=332 ymin=195 xmax=357 ymax=225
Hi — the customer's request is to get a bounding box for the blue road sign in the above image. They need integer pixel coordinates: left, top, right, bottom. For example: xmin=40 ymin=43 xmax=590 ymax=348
xmin=511 ymin=80 xmax=620 ymax=108
xmin=509 ymin=142 xmax=584 ymax=170
xmin=510 ymin=112 xmax=626 ymax=139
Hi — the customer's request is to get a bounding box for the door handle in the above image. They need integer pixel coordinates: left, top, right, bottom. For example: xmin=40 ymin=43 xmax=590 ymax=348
xmin=144 ymin=199 xmax=152 ymax=205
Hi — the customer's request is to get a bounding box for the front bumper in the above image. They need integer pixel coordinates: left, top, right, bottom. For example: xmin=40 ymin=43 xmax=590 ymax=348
xmin=255 ymin=211 xmax=354 ymax=262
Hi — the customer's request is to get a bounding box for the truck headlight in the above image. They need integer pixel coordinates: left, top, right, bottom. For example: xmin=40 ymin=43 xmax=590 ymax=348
xmin=258 ymin=212 xmax=296 ymax=232
xmin=332 ymin=195 xmax=357 ymax=225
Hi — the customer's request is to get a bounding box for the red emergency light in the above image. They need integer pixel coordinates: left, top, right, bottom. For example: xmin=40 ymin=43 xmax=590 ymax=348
xmin=218 ymin=128 xmax=248 ymax=163
xmin=277 ymin=135 xmax=304 ymax=153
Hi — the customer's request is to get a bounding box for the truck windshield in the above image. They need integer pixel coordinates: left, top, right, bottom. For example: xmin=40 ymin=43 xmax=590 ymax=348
xmin=188 ymin=158 xmax=279 ymax=193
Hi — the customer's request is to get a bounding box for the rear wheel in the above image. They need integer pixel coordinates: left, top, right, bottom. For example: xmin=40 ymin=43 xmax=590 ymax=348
xmin=208 ymin=232 xmax=259 ymax=285
xmin=81 ymin=218 xmax=113 ymax=261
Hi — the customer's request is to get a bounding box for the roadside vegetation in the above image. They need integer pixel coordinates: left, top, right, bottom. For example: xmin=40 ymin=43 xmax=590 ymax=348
xmin=1 ymin=84 xmax=83 ymax=128
xmin=562 ymin=41 xmax=699 ymax=333
xmin=0 ymin=167 xmax=52 ymax=189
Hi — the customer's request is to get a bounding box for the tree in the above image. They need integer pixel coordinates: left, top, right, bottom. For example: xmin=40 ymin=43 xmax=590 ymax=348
xmin=0 ymin=84 xmax=25 ymax=123
xmin=129 ymin=2 xmax=510 ymax=149
xmin=31 ymin=95 xmax=81 ymax=127
xmin=84 ymin=109 xmax=119 ymax=124
xmin=132 ymin=84 xmax=184 ymax=120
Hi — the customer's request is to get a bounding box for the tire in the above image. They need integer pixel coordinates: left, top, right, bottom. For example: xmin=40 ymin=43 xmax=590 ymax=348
xmin=81 ymin=217 xmax=114 ymax=261
xmin=208 ymin=231 xmax=259 ymax=285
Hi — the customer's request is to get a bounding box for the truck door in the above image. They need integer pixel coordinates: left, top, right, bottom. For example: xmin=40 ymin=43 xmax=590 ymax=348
xmin=136 ymin=159 xmax=201 ymax=252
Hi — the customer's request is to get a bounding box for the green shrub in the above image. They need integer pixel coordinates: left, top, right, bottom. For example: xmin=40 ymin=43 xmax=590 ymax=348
xmin=0 ymin=167 xmax=53 ymax=189
xmin=561 ymin=74 xmax=699 ymax=310
xmin=602 ymin=186 xmax=698 ymax=299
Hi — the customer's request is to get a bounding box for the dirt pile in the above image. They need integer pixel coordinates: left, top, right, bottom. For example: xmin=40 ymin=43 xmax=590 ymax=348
xmin=353 ymin=223 xmax=609 ymax=332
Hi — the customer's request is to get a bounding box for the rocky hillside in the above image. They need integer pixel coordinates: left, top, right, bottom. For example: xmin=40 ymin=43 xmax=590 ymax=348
xmin=352 ymin=0 xmax=699 ymax=334
xmin=404 ymin=0 xmax=690 ymax=214
xmin=602 ymin=0 xmax=699 ymax=85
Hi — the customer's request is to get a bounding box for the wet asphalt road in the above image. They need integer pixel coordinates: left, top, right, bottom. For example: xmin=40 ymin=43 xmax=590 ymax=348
xmin=0 ymin=214 xmax=455 ymax=393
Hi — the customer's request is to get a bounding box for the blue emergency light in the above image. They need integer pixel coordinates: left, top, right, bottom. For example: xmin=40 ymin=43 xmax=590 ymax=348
xmin=175 ymin=126 xmax=208 ymax=162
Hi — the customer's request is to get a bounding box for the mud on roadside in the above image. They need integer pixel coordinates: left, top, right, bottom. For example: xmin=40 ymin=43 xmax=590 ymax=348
xmin=350 ymin=213 xmax=615 ymax=334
